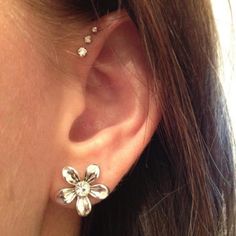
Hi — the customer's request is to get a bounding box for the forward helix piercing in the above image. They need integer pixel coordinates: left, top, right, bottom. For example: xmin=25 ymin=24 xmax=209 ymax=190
xmin=77 ymin=26 xmax=99 ymax=58
xmin=77 ymin=47 xmax=88 ymax=58
xmin=56 ymin=164 xmax=110 ymax=217
xmin=84 ymin=35 xmax=92 ymax=44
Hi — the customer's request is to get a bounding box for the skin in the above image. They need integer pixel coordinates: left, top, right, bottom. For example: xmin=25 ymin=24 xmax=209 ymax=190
xmin=0 ymin=1 xmax=160 ymax=235
xmin=0 ymin=1 xmax=81 ymax=235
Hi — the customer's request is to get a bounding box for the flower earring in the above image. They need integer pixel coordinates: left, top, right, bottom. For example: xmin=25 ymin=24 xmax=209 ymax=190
xmin=56 ymin=164 xmax=110 ymax=217
xmin=77 ymin=26 xmax=99 ymax=58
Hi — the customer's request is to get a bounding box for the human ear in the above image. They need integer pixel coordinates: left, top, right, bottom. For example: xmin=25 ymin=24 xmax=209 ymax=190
xmin=50 ymin=10 xmax=161 ymax=215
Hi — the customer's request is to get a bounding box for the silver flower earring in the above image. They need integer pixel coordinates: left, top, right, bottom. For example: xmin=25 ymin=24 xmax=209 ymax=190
xmin=56 ymin=164 xmax=110 ymax=217
xmin=77 ymin=26 xmax=99 ymax=58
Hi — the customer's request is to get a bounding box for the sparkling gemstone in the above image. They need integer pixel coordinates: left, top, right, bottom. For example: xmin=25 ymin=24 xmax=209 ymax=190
xmin=75 ymin=181 xmax=91 ymax=197
xmin=77 ymin=47 xmax=87 ymax=57
xmin=84 ymin=35 xmax=92 ymax=44
xmin=92 ymin=26 xmax=98 ymax=33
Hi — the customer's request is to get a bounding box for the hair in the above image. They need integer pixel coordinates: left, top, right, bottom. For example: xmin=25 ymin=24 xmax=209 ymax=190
xmin=77 ymin=1 xmax=236 ymax=235
xmin=27 ymin=0 xmax=236 ymax=235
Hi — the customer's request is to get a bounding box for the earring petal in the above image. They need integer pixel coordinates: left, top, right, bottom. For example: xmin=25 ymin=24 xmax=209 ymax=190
xmin=62 ymin=166 xmax=80 ymax=185
xmin=84 ymin=164 xmax=100 ymax=183
xmin=89 ymin=184 xmax=110 ymax=200
xmin=76 ymin=196 xmax=92 ymax=217
xmin=57 ymin=187 xmax=77 ymax=204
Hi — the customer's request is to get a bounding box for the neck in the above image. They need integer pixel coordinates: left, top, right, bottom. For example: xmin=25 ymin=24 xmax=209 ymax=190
xmin=41 ymin=201 xmax=81 ymax=236
xmin=0 ymin=195 xmax=80 ymax=236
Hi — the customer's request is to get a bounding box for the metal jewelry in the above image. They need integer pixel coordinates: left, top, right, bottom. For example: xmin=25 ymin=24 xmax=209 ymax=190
xmin=77 ymin=26 xmax=99 ymax=58
xmin=91 ymin=26 xmax=98 ymax=33
xmin=56 ymin=164 xmax=110 ymax=217
xmin=84 ymin=35 xmax=92 ymax=44
xmin=77 ymin=47 xmax=88 ymax=57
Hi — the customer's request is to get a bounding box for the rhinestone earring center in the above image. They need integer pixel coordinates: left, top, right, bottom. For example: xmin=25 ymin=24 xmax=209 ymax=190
xmin=75 ymin=181 xmax=91 ymax=197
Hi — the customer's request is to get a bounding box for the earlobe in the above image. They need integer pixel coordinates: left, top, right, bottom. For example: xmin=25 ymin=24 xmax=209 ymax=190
xmin=50 ymin=10 xmax=161 ymax=216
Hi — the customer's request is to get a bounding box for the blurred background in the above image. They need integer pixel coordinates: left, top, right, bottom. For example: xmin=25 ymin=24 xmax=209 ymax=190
xmin=212 ymin=0 xmax=236 ymax=145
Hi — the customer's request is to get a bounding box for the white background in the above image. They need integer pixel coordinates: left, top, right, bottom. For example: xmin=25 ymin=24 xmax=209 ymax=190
xmin=212 ymin=0 xmax=236 ymax=141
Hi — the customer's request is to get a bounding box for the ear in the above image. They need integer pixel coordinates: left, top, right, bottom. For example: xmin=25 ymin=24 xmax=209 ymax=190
xmin=50 ymin=11 xmax=161 ymax=210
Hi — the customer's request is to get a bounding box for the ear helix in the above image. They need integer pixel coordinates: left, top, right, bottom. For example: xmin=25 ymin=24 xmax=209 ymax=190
xmin=77 ymin=26 xmax=99 ymax=58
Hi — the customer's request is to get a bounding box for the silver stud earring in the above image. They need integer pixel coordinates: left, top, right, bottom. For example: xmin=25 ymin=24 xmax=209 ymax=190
xmin=91 ymin=26 xmax=98 ymax=34
xmin=77 ymin=26 xmax=99 ymax=58
xmin=56 ymin=164 xmax=110 ymax=217
xmin=77 ymin=47 xmax=88 ymax=57
xmin=84 ymin=35 xmax=92 ymax=44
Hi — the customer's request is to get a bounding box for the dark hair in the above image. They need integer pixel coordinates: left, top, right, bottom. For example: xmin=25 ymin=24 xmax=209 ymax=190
xmin=77 ymin=1 xmax=236 ymax=235
xmin=28 ymin=0 xmax=236 ymax=235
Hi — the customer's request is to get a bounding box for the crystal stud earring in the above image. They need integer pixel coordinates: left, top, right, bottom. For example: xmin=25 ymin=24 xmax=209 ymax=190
xmin=84 ymin=35 xmax=92 ymax=44
xmin=77 ymin=26 xmax=99 ymax=58
xmin=77 ymin=47 xmax=88 ymax=57
xmin=91 ymin=26 xmax=98 ymax=33
xmin=56 ymin=164 xmax=110 ymax=217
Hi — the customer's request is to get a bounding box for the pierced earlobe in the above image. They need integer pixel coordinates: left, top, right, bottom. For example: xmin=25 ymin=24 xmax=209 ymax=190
xmin=77 ymin=26 xmax=99 ymax=58
xmin=56 ymin=164 xmax=110 ymax=217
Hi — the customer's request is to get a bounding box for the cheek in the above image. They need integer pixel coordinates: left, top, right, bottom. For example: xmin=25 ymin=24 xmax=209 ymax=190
xmin=0 ymin=14 xmax=63 ymax=199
